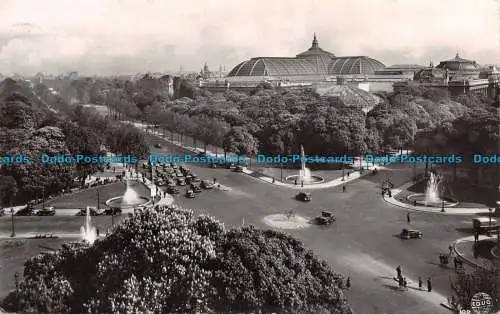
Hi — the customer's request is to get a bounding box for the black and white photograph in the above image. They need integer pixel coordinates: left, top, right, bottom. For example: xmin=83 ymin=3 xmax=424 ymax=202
xmin=0 ymin=0 xmax=499 ymax=313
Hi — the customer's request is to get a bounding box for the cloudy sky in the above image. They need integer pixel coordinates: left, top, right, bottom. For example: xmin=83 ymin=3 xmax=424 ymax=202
xmin=0 ymin=0 xmax=498 ymax=75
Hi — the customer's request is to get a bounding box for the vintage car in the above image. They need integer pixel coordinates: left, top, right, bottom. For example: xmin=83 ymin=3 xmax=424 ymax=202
xmin=400 ymin=228 xmax=423 ymax=239
xmin=176 ymin=178 xmax=186 ymax=186
xmin=185 ymin=190 xmax=196 ymax=198
xmin=76 ymin=206 xmax=105 ymax=216
xmin=167 ymin=186 xmax=180 ymax=194
xmin=190 ymin=184 xmax=202 ymax=193
xmin=37 ymin=206 xmax=56 ymax=216
xmin=154 ymin=143 xmax=162 ymax=148
xmin=314 ymin=210 xmax=336 ymax=225
xmin=201 ymin=180 xmax=215 ymax=189
xmin=295 ymin=192 xmax=312 ymax=202
xmin=234 ymin=165 xmax=244 ymax=172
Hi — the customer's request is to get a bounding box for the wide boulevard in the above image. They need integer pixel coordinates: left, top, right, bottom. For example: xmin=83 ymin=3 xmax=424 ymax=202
xmin=0 ymin=126 xmax=470 ymax=314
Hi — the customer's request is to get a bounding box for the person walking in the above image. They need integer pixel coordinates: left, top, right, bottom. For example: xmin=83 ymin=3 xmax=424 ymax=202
xmin=342 ymin=185 xmax=346 ymax=193
xmin=427 ymin=277 xmax=432 ymax=292
xmin=213 ymin=177 xmax=216 ymax=184
xmin=396 ymin=265 xmax=402 ymax=279
xmin=418 ymin=277 xmax=423 ymax=290
xmin=407 ymin=212 xmax=411 ymax=223
xmin=398 ymin=276 xmax=404 ymax=288
xmin=403 ymin=277 xmax=407 ymax=290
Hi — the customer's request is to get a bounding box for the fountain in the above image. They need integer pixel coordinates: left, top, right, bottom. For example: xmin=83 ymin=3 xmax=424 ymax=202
xmin=80 ymin=206 xmax=97 ymax=244
xmin=407 ymin=172 xmax=458 ymax=207
xmin=105 ymin=179 xmax=151 ymax=213
xmin=285 ymin=145 xmax=324 ymax=184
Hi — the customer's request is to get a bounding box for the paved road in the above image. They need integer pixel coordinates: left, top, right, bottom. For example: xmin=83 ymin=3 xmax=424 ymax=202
xmin=0 ymin=116 xmax=473 ymax=313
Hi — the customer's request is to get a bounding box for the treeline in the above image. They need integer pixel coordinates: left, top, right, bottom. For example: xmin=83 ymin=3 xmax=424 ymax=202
xmin=137 ymin=85 xmax=493 ymax=158
xmin=0 ymin=79 xmax=148 ymax=205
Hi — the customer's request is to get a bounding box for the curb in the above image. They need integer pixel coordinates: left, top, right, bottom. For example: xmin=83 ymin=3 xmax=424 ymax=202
xmin=452 ymin=237 xmax=491 ymax=270
xmin=384 ymin=183 xmax=490 ymax=216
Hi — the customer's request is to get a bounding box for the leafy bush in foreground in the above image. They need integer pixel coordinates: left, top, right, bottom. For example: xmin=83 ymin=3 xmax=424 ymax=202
xmin=3 ymin=206 xmax=352 ymax=314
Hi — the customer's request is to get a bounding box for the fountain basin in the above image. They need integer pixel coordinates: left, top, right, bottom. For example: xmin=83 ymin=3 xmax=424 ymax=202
xmin=285 ymin=174 xmax=324 ymax=184
xmin=105 ymin=196 xmax=151 ymax=212
xmin=407 ymin=193 xmax=459 ymax=207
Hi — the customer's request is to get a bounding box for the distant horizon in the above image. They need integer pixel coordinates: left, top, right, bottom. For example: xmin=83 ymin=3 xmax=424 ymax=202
xmin=0 ymin=0 xmax=498 ymax=76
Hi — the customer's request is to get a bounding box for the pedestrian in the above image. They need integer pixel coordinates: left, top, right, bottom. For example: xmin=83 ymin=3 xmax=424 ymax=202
xmin=413 ymin=200 xmax=417 ymax=206
xmin=347 ymin=172 xmax=350 ymax=178
xmin=113 ymin=167 xmax=115 ymax=173
xmin=294 ymin=179 xmax=297 ymax=185
xmin=449 ymin=245 xmax=453 ymax=257
xmin=398 ymin=276 xmax=404 ymax=288
xmin=213 ymin=177 xmax=216 ymax=184
xmin=396 ymin=265 xmax=402 ymax=278
xmin=342 ymin=185 xmax=346 ymax=193
xmin=388 ymin=190 xmax=392 ymax=197
xmin=418 ymin=276 xmax=423 ymax=290
xmin=301 ymin=181 xmax=304 ymax=187
xmin=272 ymin=178 xmax=275 ymax=183
xmin=427 ymin=277 xmax=432 ymax=292
xmin=453 ymin=257 xmax=458 ymax=270
xmin=474 ymin=231 xmax=479 ymax=242
xmin=407 ymin=212 xmax=411 ymax=223
xmin=403 ymin=277 xmax=407 ymax=289
xmin=346 ymin=277 xmax=351 ymax=288
xmin=96 ymin=228 xmax=100 ymax=237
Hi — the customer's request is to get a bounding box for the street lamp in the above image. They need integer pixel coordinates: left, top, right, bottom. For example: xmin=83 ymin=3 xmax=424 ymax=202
xmin=489 ymin=207 xmax=493 ymax=228
xmin=10 ymin=207 xmax=15 ymax=237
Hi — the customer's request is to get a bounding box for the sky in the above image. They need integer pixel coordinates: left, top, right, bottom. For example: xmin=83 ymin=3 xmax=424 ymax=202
xmin=0 ymin=0 xmax=499 ymax=75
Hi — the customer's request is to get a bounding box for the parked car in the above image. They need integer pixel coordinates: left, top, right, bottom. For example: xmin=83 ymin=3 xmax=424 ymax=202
xmin=177 ymin=178 xmax=186 ymax=186
xmin=234 ymin=165 xmax=244 ymax=172
xmin=201 ymin=180 xmax=214 ymax=189
xmin=185 ymin=190 xmax=195 ymax=198
xmin=76 ymin=206 xmax=104 ymax=216
xmin=167 ymin=186 xmax=180 ymax=194
xmin=226 ymin=163 xmax=236 ymax=169
xmin=37 ymin=206 xmax=56 ymax=216
xmin=167 ymin=178 xmax=177 ymax=187
xmin=191 ymin=184 xmax=202 ymax=193
xmin=190 ymin=174 xmax=201 ymax=182
xmin=295 ymin=192 xmax=311 ymax=202
xmin=154 ymin=143 xmax=162 ymax=148
xmin=400 ymin=228 xmax=423 ymax=239
xmin=175 ymin=171 xmax=184 ymax=178
xmin=314 ymin=210 xmax=336 ymax=225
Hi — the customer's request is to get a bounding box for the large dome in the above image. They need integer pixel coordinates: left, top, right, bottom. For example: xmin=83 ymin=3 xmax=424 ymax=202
xmin=296 ymin=34 xmax=335 ymax=74
xmin=436 ymin=53 xmax=481 ymax=72
xmin=327 ymin=56 xmax=385 ymax=75
xmin=227 ymin=57 xmax=318 ymax=77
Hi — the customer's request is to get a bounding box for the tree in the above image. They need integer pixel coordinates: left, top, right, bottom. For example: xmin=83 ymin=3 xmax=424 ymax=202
xmin=0 ymin=175 xmax=17 ymax=205
xmin=223 ymin=126 xmax=259 ymax=157
xmin=3 ymin=206 xmax=353 ymax=314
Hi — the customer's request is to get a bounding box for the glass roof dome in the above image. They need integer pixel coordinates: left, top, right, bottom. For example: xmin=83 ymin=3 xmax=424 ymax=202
xmin=327 ymin=56 xmax=385 ymax=75
xmin=436 ymin=53 xmax=480 ymax=72
xmin=227 ymin=57 xmax=318 ymax=77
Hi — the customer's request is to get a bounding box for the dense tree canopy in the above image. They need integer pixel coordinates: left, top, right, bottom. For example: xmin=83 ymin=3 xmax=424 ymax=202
xmin=3 ymin=207 xmax=352 ymax=314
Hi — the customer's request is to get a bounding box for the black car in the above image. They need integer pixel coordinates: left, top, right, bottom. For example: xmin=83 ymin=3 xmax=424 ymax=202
xmin=190 ymin=184 xmax=202 ymax=193
xmin=185 ymin=190 xmax=195 ymax=198
xmin=295 ymin=192 xmax=311 ymax=202
xmin=314 ymin=210 xmax=335 ymax=225
xmin=167 ymin=186 xmax=180 ymax=194
xmin=201 ymin=180 xmax=214 ymax=189
xmin=177 ymin=178 xmax=186 ymax=186
xmin=400 ymin=228 xmax=423 ymax=239
xmin=234 ymin=165 xmax=244 ymax=172
xmin=76 ymin=207 xmax=104 ymax=216
xmin=37 ymin=207 xmax=56 ymax=216
xmin=154 ymin=143 xmax=162 ymax=148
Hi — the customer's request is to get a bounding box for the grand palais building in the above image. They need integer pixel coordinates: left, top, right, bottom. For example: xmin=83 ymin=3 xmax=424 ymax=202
xmin=199 ymin=34 xmax=499 ymax=99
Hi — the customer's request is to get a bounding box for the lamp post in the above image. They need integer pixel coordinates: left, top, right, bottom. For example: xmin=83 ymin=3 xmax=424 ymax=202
xmin=10 ymin=207 xmax=15 ymax=237
xmin=489 ymin=207 xmax=493 ymax=228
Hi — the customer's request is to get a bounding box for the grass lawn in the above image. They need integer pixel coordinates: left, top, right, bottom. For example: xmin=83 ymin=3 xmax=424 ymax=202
xmin=39 ymin=181 xmax=150 ymax=209
xmin=0 ymin=238 xmax=69 ymax=300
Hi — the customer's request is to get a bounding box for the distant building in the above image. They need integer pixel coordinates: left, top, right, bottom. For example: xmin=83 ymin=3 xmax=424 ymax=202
xmin=199 ymin=34 xmax=412 ymax=93
xmin=394 ymin=53 xmax=499 ymax=98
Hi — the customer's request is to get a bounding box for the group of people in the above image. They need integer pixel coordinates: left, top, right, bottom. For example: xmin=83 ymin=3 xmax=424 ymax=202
xmin=395 ymin=266 xmax=432 ymax=292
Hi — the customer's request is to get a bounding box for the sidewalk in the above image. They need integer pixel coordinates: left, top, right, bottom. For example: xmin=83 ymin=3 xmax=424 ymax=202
xmin=453 ymin=235 xmax=498 ymax=270
xmin=384 ymin=181 xmax=491 ymax=215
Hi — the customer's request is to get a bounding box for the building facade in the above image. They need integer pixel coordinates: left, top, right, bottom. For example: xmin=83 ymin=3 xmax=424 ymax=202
xmin=394 ymin=54 xmax=500 ymax=99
